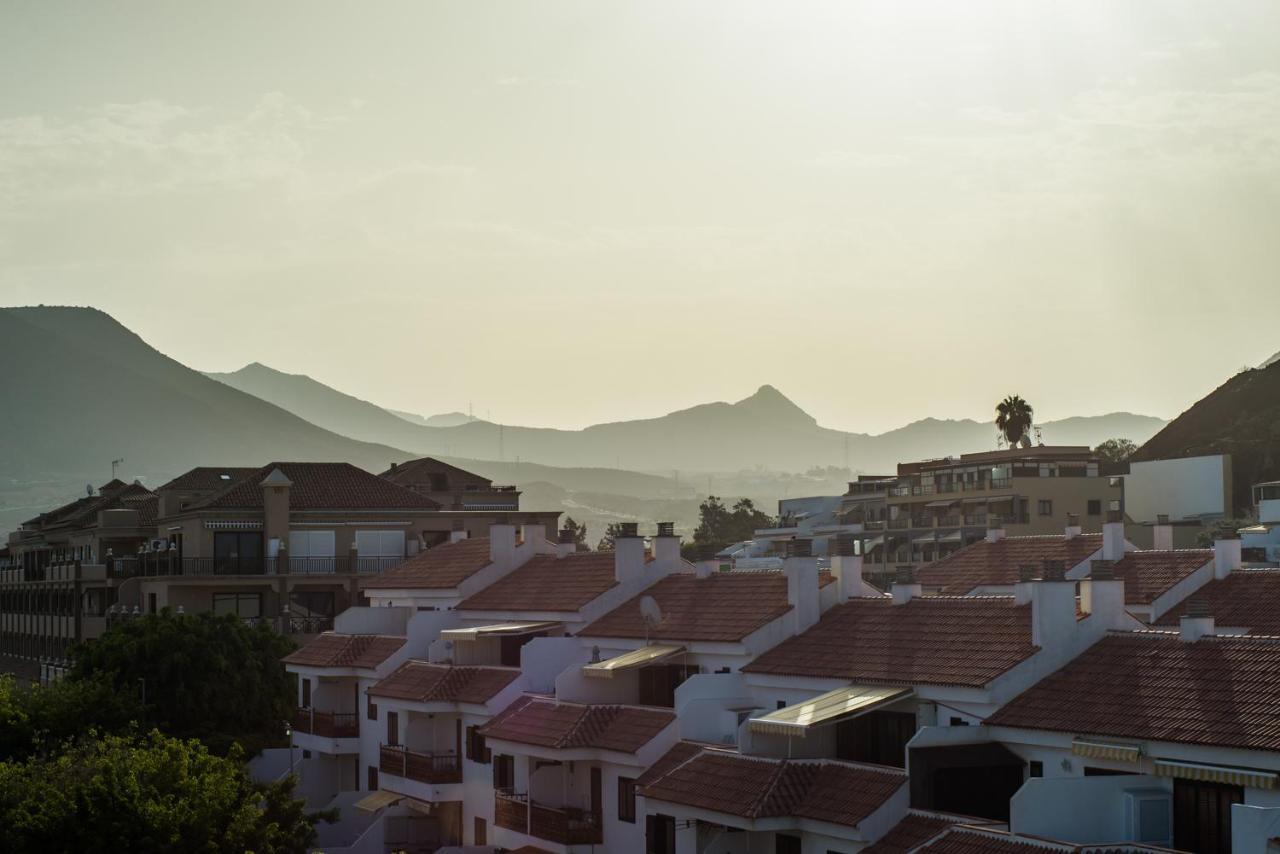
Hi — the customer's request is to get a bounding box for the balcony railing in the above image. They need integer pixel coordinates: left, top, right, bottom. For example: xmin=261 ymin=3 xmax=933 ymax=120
xmin=887 ymin=518 xmax=910 ymax=530
xmin=963 ymin=513 xmax=988 ymax=526
xmin=107 ymin=554 xmax=407 ymax=579
xmin=292 ymin=708 xmax=359 ymax=739
xmin=935 ymin=515 xmax=960 ymax=527
xmin=494 ymin=792 xmax=600 ymax=845
xmin=380 ymin=744 xmax=462 ymax=785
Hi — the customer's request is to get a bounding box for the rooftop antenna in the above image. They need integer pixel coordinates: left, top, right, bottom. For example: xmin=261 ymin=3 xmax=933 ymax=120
xmin=639 ymin=595 xmax=664 ymax=646
xmin=1034 ymin=426 xmax=1044 ymax=446
xmin=111 ymin=458 xmax=124 ymax=480
xmin=86 ymin=483 xmax=94 ymax=497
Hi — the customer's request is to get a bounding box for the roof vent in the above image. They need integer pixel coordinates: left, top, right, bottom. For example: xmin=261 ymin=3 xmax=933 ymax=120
xmin=785 ymin=538 xmax=812 ymax=558
xmin=656 ymin=522 xmax=675 ymax=538
xmin=557 ymin=528 xmax=576 ymax=545
xmin=1042 ymin=559 xmax=1066 ymax=581
xmin=1018 ymin=564 xmax=1039 ymax=583
xmin=1185 ymin=598 xmax=1210 ymax=618
xmin=1090 ymin=559 xmax=1114 ymax=581
xmin=834 ymin=534 xmax=859 ymax=557
xmin=617 ymin=522 xmax=639 ymax=539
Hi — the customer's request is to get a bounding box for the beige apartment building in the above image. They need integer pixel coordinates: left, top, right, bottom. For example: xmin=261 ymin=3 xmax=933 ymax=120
xmin=839 ymin=446 xmax=1123 ymax=578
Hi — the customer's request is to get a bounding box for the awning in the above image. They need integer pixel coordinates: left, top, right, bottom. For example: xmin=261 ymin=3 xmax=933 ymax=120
xmin=911 ymin=531 xmax=937 ymax=545
xmin=1154 ymin=759 xmax=1278 ymax=790
xmin=863 ymin=536 xmax=885 ymax=550
xmin=747 ymin=684 xmax=912 ymax=737
xmin=582 ymin=644 xmax=686 ymax=679
xmin=440 ymin=621 xmax=561 ymax=641
xmin=925 ymin=499 xmax=957 ymax=508
xmin=961 ymin=497 xmax=988 ymax=505
xmin=1071 ymin=738 xmax=1142 ymax=762
xmin=354 ymin=790 xmax=403 ymax=814
xmin=938 ymin=530 xmax=963 ymax=544
xmin=402 ymin=798 xmax=435 ymax=816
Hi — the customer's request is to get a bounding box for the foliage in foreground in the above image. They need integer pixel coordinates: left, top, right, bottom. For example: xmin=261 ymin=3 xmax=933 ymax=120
xmin=0 ymin=673 xmax=142 ymax=763
xmin=0 ymin=730 xmax=326 ymax=854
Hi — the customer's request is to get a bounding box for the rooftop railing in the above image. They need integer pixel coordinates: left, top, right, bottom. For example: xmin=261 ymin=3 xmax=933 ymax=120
xmin=106 ymin=554 xmax=407 ymax=579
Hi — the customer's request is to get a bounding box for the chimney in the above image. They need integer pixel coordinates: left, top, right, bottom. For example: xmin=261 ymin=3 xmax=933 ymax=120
xmin=1030 ymin=566 xmax=1077 ymax=647
xmin=1179 ymin=599 xmax=1215 ymax=642
xmin=520 ymin=523 xmax=546 ymax=548
xmin=986 ymin=516 xmax=1006 ymax=543
xmin=260 ymin=467 xmax=292 ymax=552
xmin=1102 ymin=510 xmax=1126 ymax=561
xmin=784 ymin=539 xmax=820 ymax=633
xmin=450 ymin=518 xmax=468 ymax=544
xmin=489 ymin=516 xmax=516 ymax=565
xmin=614 ymin=522 xmax=645 ymax=585
xmin=1079 ymin=559 xmax=1126 ymax=629
xmin=1152 ymin=514 xmax=1173 ymax=551
xmin=891 ymin=565 xmax=922 ymax=606
xmin=694 ymin=543 xmax=719 ymax=579
xmin=1064 ymin=513 xmax=1082 ymax=540
xmin=556 ymin=528 xmax=576 ymax=558
xmin=652 ymin=522 xmax=681 ymax=571
xmin=1013 ymin=564 xmax=1039 ymax=604
xmin=1213 ymin=535 xmax=1241 ymax=580
xmin=830 ymin=534 xmax=863 ymax=601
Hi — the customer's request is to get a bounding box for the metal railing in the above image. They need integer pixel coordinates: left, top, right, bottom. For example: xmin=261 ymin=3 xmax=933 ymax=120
xmin=107 ymin=554 xmax=407 ymax=579
xmin=292 ymin=707 xmax=359 ymax=739
xmin=379 ymin=744 xmax=462 ymax=785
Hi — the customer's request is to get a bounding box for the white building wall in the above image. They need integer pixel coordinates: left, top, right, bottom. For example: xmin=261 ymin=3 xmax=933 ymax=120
xmin=1124 ymin=455 xmax=1232 ymax=522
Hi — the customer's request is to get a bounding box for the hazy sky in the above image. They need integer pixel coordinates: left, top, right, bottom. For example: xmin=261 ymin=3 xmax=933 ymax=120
xmin=2 ymin=2 xmax=1278 ymax=433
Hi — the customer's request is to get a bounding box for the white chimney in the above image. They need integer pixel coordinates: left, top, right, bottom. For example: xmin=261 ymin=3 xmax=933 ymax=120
xmin=652 ymin=523 xmax=681 ymax=572
xmin=1179 ymin=600 xmax=1215 ymax=642
xmin=890 ymin=566 xmax=922 ymax=606
xmin=614 ymin=523 xmax=646 ymax=585
xmin=784 ymin=540 xmax=820 ymax=633
xmin=555 ymin=528 xmax=576 ymax=559
xmin=449 ymin=519 xmax=468 ymax=544
xmin=1030 ymin=560 xmax=1076 ymax=647
xmin=1213 ymin=537 xmax=1241 ymax=580
xmin=1064 ymin=513 xmax=1082 ymax=540
xmin=1102 ymin=510 xmax=1126 ymax=561
xmin=489 ymin=521 xmax=516 ymax=565
xmin=1152 ymin=514 xmax=1173 ymax=551
xmin=986 ymin=516 xmax=1006 ymax=544
xmin=1079 ymin=560 xmax=1126 ymax=629
xmin=829 ymin=535 xmax=863 ymax=601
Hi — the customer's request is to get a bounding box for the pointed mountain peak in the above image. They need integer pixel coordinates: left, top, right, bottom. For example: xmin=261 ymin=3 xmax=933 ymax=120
xmin=733 ymin=384 xmax=816 ymax=426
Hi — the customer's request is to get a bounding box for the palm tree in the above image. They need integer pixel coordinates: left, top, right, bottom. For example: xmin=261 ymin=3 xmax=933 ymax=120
xmin=995 ymin=395 xmax=1034 ymax=447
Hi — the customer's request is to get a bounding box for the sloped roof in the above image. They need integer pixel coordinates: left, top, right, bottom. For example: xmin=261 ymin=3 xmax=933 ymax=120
xmin=638 ymin=748 xmax=905 ymax=829
xmin=156 ymin=467 xmax=260 ymax=492
xmin=479 ymin=695 xmax=674 ymax=754
xmin=910 ymin=829 xmax=1071 ymax=853
xmin=188 ymin=462 xmax=439 ymax=511
xmin=367 ymin=660 xmax=519 ymax=704
xmin=1106 ymin=550 xmax=1214 ymax=605
xmin=579 ymin=571 xmax=835 ymax=642
xmin=985 ymin=632 xmax=1280 ymax=752
xmin=917 ymin=534 xmax=1102 ymax=594
xmin=381 ymin=457 xmax=493 ymax=486
xmin=282 ymin=632 xmax=405 ymax=669
xmin=121 ymin=493 xmax=159 ymax=527
xmin=863 ymin=812 xmax=964 ymax=854
xmin=362 ymin=537 xmax=492 ymax=590
xmin=742 ymin=596 xmax=1037 ymax=688
xmin=1154 ymin=569 xmax=1280 ymax=633
xmin=457 ymin=552 xmax=619 ymax=613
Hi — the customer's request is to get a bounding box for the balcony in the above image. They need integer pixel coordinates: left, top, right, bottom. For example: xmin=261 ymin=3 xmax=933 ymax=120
xmin=292 ymin=708 xmax=358 ymax=739
xmin=887 ymin=518 xmax=910 ymax=530
xmin=963 ymin=513 xmax=988 ymax=526
xmin=107 ymin=554 xmax=408 ymax=579
xmin=379 ymin=744 xmax=462 ymax=785
xmin=494 ymin=792 xmax=601 ymax=846
xmin=936 ymin=515 xmax=960 ymax=527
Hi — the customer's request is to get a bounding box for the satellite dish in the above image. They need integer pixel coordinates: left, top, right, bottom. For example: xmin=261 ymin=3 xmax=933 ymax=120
xmin=639 ymin=595 xmax=664 ymax=630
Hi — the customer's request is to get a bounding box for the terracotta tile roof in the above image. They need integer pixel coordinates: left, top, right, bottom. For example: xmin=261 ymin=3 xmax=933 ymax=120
xmin=863 ymin=812 xmax=963 ymax=853
xmin=121 ymin=493 xmax=159 ymax=527
xmin=479 ymin=696 xmax=675 ymax=754
xmin=742 ymin=596 xmax=1037 ymax=688
xmin=362 ymin=538 xmax=492 ymax=590
xmin=579 ymin=571 xmax=835 ymax=642
xmin=1104 ymin=550 xmax=1213 ymax=605
xmin=635 ymin=741 xmax=708 ymax=787
xmin=638 ymin=749 xmax=905 ymax=829
xmin=985 ymin=632 xmax=1280 ymax=752
xmin=367 ymin=660 xmax=519 ymax=704
xmin=156 ymin=467 xmax=259 ymax=493
xmin=282 ymin=632 xmax=405 ymax=669
xmin=189 ymin=463 xmax=439 ymax=511
xmin=917 ymin=534 xmax=1102 ymax=595
xmin=1154 ymin=569 xmax=1280 ymax=632
xmin=33 ymin=481 xmax=156 ymax=531
xmin=911 ymin=829 xmax=1069 ymax=853
xmin=457 ymin=552 xmax=619 ymax=613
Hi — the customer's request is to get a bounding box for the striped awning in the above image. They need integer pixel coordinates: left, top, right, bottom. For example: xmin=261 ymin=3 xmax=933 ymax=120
xmin=1154 ymin=759 xmax=1278 ymax=790
xmin=440 ymin=621 xmax=560 ymax=641
xmin=354 ymin=789 xmax=403 ymax=814
xmin=1071 ymin=738 xmax=1142 ymax=762
xmin=748 ymin=684 xmax=912 ymax=737
xmin=582 ymin=644 xmax=686 ymax=679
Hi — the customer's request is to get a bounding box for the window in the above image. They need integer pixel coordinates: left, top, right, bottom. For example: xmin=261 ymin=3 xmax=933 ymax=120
xmin=1029 ymin=761 xmax=1043 ymax=778
xmin=493 ymin=754 xmax=515 ymax=791
xmin=949 ymin=716 xmax=970 ymax=726
xmin=473 ymin=817 xmax=486 ymax=846
xmin=1087 ymin=499 xmax=1102 ymax=516
xmin=354 ymin=530 xmax=406 ymax=559
xmin=287 ymin=530 xmax=336 ymax=571
xmin=466 ymin=725 xmax=491 ymax=764
xmin=775 ymin=835 xmax=801 ymax=854
xmin=618 ymin=776 xmax=637 ymax=823
xmin=646 ymin=814 xmax=676 ymax=854
xmin=386 ymin=711 xmax=398 ymax=746
xmin=367 ymin=697 xmax=378 ymax=721
xmin=214 ymin=531 xmax=263 ymax=569
xmin=301 ymin=678 xmax=311 ymax=709
xmin=638 ymin=664 xmax=698 ymax=708
xmin=777 ymin=700 xmax=787 ymax=710
xmin=367 ymin=765 xmax=378 ymax=791
xmin=212 ymin=592 xmax=261 ymax=619
xmin=836 ymin=711 xmax=917 ymax=768
xmin=1038 ymin=499 xmax=1053 ymax=516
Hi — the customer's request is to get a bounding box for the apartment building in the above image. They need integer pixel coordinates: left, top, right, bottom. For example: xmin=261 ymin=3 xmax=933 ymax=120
xmin=380 ymin=457 xmax=521 ymax=518
xmin=838 ymin=446 xmax=1124 ymax=577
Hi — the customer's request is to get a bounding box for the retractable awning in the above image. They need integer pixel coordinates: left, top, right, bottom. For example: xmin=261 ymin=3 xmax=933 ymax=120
xmin=1154 ymin=759 xmax=1277 ymax=789
xmin=863 ymin=536 xmax=885 ymax=550
xmin=354 ymin=790 xmax=403 ymax=814
xmin=961 ymin=497 xmax=988 ymax=505
xmin=911 ymin=531 xmax=938 ymax=545
xmin=938 ymin=530 xmax=963 ymax=543
xmin=925 ymin=499 xmax=957 ymax=508
xmin=1071 ymin=738 xmax=1142 ymax=762
xmin=440 ymin=621 xmax=561 ymax=641
xmin=747 ymin=684 xmax=912 ymax=737
xmin=582 ymin=644 xmax=686 ymax=679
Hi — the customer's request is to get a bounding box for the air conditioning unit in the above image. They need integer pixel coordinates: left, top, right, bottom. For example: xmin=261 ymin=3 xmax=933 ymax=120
xmin=1124 ymin=788 xmax=1172 ymax=846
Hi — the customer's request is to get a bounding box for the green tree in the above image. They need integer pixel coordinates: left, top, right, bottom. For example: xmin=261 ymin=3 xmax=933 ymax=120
xmin=0 ymin=730 xmax=329 ymax=854
xmin=1095 ymin=437 xmax=1138 ymax=464
xmin=596 ymin=522 xmax=625 ymax=552
xmin=686 ymin=496 xmax=774 ymax=555
xmin=69 ymin=611 xmax=295 ymax=755
xmin=561 ymin=516 xmax=590 ymax=552
xmin=0 ymin=674 xmax=142 ymax=763
xmin=995 ymin=395 xmax=1035 ymax=446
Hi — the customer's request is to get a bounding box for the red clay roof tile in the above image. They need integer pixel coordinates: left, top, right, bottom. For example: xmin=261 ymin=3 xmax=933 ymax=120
xmin=742 ymin=596 xmax=1037 ymax=688
xmin=1154 ymin=569 xmax=1280 ymax=632
xmin=282 ymin=632 xmax=405 ymax=669
xmin=479 ymin=696 xmax=674 ymax=754
xmin=986 ymin=632 xmax=1280 ymax=752
xmin=863 ymin=812 xmax=963 ymax=853
xmin=367 ymin=660 xmax=519 ymax=704
xmin=457 ymin=552 xmax=619 ymax=613
xmin=911 ymin=828 xmax=1068 ymax=853
xmin=362 ymin=537 xmax=492 ymax=590
xmin=917 ymin=534 xmax=1102 ymax=595
xmin=1107 ymin=550 xmax=1213 ymax=605
xmin=156 ymin=467 xmax=260 ymax=493
xmin=190 ymin=462 xmax=439 ymax=511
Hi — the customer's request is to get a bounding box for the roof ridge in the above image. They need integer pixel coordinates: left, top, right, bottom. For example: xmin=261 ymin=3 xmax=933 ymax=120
xmin=748 ymin=757 xmax=793 ymax=819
